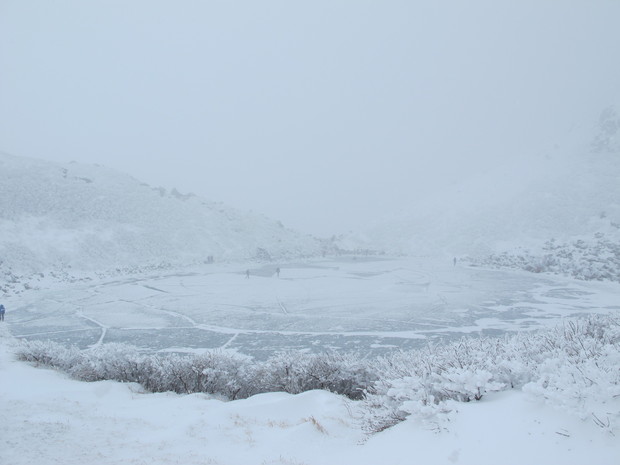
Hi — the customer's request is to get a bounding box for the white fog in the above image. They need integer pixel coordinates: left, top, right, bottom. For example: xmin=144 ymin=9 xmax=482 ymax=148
xmin=1 ymin=2 xmax=619 ymax=464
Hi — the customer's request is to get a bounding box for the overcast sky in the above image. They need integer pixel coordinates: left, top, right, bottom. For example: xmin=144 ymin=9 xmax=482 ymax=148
xmin=1 ymin=1 xmax=619 ymax=235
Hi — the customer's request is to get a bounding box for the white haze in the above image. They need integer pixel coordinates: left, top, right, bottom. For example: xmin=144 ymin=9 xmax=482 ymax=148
xmin=1 ymin=1 xmax=619 ymax=235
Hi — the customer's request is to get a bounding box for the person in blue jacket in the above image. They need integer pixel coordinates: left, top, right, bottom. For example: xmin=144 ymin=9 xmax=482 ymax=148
xmin=0 ymin=304 xmax=5 ymax=321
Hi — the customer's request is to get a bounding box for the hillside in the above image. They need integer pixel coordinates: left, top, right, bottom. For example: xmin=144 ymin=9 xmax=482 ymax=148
xmin=342 ymin=106 xmax=620 ymax=258
xmin=0 ymin=153 xmax=321 ymax=274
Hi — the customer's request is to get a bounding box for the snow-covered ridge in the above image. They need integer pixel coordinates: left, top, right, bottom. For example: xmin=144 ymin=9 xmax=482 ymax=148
xmin=0 ymin=152 xmax=322 ymax=274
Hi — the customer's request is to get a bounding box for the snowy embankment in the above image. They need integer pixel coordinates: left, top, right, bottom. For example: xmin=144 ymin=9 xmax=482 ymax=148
xmin=2 ymin=318 xmax=619 ymax=465
xmin=470 ymin=226 xmax=620 ymax=283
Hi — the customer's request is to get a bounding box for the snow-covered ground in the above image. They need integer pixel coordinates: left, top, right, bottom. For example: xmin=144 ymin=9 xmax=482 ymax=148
xmin=6 ymin=257 xmax=619 ymax=359
xmin=1 ymin=320 xmax=619 ymax=465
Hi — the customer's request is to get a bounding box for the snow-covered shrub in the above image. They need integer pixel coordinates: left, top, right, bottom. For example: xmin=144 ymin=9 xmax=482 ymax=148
xmin=14 ymin=341 xmax=368 ymax=399
xmin=522 ymin=317 xmax=620 ymax=429
xmin=142 ymin=351 xmax=251 ymax=399
xmin=361 ymin=315 xmax=620 ymax=434
xmin=15 ymin=339 xmax=82 ymax=370
xmin=14 ymin=342 xmax=374 ymax=400
xmin=68 ymin=343 xmax=147 ymax=383
xmin=252 ymin=351 xmax=374 ymax=399
xmin=361 ymin=339 xmax=511 ymax=432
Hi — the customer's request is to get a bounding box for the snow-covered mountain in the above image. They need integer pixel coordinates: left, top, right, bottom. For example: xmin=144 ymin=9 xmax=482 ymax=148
xmin=342 ymin=106 xmax=620 ymax=258
xmin=2 ymin=106 xmax=618 ymax=277
xmin=0 ymin=153 xmax=321 ymax=273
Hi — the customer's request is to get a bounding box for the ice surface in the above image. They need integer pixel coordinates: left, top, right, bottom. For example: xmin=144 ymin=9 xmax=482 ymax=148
xmin=7 ymin=257 xmax=619 ymax=359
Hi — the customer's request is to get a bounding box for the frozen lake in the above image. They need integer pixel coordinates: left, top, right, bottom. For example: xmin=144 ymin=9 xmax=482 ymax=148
xmin=7 ymin=257 xmax=620 ymax=359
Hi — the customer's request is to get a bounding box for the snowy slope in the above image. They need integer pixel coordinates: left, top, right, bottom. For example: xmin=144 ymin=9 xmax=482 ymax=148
xmin=344 ymin=106 xmax=620 ymax=257
xmin=0 ymin=153 xmax=321 ymax=273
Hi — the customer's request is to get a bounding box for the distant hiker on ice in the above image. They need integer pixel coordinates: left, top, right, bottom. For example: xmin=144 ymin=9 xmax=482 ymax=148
xmin=245 ymin=269 xmax=250 ymax=279
xmin=453 ymin=257 xmax=457 ymax=266
xmin=0 ymin=304 xmax=5 ymax=321
xmin=276 ymin=267 xmax=280 ymax=278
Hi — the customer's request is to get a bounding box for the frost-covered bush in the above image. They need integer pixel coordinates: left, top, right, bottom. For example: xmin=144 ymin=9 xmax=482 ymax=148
xmin=522 ymin=318 xmax=620 ymax=431
xmin=142 ymin=351 xmax=251 ymax=399
xmin=14 ymin=341 xmax=154 ymax=386
xmin=251 ymin=351 xmax=374 ymax=399
xmin=361 ymin=339 xmax=514 ymax=432
xmin=15 ymin=339 xmax=82 ymax=370
xmin=14 ymin=342 xmax=374 ymax=400
xmin=67 ymin=343 xmax=145 ymax=382
xmin=361 ymin=315 xmax=620 ymax=433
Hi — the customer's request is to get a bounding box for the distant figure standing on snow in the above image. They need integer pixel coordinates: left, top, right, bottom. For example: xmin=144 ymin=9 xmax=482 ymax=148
xmin=276 ymin=267 xmax=280 ymax=278
xmin=0 ymin=304 xmax=5 ymax=321
xmin=453 ymin=257 xmax=457 ymax=266
xmin=245 ymin=269 xmax=250 ymax=279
